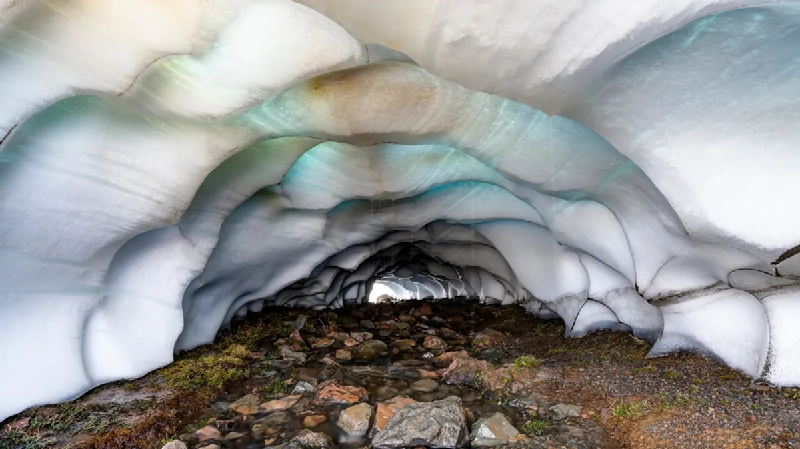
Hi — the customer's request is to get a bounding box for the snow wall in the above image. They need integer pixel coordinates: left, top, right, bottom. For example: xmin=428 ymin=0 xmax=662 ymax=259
xmin=1 ymin=0 xmax=800 ymax=420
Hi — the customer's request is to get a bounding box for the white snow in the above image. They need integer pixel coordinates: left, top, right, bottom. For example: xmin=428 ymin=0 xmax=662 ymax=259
xmin=1 ymin=0 xmax=800 ymax=422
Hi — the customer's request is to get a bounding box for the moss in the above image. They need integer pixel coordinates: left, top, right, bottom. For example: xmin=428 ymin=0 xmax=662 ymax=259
xmin=521 ymin=417 xmax=552 ymax=436
xmin=513 ymin=355 xmax=540 ymax=370
xmin=663 ymin=369 xmax=680 ymax=380
xmin=260 ymin=379 xmax=291 ymax=398
xmin=612 ymin=401 xmax=645 ymax=418
xmin=161 ymin=345 xmax=252 ymax=391
xmin=633 ymin=364 xmax=656 ymax=376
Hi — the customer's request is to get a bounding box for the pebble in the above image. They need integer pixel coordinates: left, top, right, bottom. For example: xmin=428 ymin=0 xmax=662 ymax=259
xmin=411 ymin=378 xmax=439 ymax=393
xmin=303 ymin=414 xmax=328 ymax=427
xmin=160 ymin=441 xmax=187 ymax=449
xmin=195 ymin=426 xmax=221 ymax=442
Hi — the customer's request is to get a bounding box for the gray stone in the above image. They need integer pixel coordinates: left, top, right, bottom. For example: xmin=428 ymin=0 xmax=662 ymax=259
xmin=160 ymin=441 xmax=187 ymax=449
xmin=338 ymin=402 xmax=374 ymax=437
xmin=360 ymin=320 xmax=376 ymax=329
xmin=225 ymin=431 xmax=246 ymax=440
xmin=411 ymin=378 xmax=439 ymax=393
xmin=294 ymin=314 xmax=309 ymax=330
xmin=358 ymin=339 xmax=388 ymax=359
xmin=292 ymin=381 xmax=317 ymax=395
xmin=372 ymin=396 xmax=469 ymax=448
xmin=470 ymin=412 xmax=520 ymax=447
xmin=291 ymin=429 xmax=333 ymax=448
xmin=549 ymin=403 xmax=582 ymax=421
xmin=280 ymin=346 xmax=307 ymax=364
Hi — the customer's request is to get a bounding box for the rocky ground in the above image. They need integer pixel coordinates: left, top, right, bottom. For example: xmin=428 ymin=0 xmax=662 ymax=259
xmin=2 ymin=299 xmax=800 ymax=449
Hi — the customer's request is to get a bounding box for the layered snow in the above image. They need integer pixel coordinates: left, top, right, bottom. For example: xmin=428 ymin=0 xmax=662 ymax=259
xmin=1 ymin=0 xmax=800 ymax=421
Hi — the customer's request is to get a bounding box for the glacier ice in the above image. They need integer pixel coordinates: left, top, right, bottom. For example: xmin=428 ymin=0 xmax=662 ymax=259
xmin=1 ymin=0 xmax=800 ymax=421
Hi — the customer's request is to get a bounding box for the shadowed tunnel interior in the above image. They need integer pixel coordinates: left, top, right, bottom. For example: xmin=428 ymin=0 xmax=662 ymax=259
xmin=1 ymin=0 xmax=800 ymax=422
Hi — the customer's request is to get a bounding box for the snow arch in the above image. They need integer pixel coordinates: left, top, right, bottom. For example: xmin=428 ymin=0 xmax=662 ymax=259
xmin=0 ymin=0 xmax=799 ymax=420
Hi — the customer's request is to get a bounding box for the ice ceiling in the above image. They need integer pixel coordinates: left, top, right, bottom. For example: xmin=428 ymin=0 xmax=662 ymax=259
xmin=1 ymin=0 xmax=800 ymax=420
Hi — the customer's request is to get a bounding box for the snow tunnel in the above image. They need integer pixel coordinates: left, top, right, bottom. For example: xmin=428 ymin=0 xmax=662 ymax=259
xmin=1 ymin=0 xmax=800 ymax=421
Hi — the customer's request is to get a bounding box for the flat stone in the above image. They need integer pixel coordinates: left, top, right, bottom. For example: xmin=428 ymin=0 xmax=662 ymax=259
xmin=280 ymin=346 xmax=307 ymax=364
xmin=423 ymin=335 xmax=447 ymax=349
xmin=230 ymin=393 xmax=261 ymax=415
xmin=160 ymin=441 xmax=187 ymax=449
xmin=195 ymin=426 xmax=221 ymax=442
xmin=358 ymin=339 xmax=388 ymax=359
xmin=338 ymin=402 xmax=374 ymax=437
xmin=315 ymin=380 xmax=368 ymax=405
xmin=259 ymin=394 xmax=301 ymax=413
xmin=392 ymin=339 xmax=416 ymax=350
xmin=336 ymin=349 xmax=353 ymax=361
xmin=373 ymin=396 xmax=417 ymax=434
xmin=311 ymin=337 xmax=335 ymax=348
xmin=372 ymin=396 xmax=468 ymax=449
xmin=226 ymin=431 xmax=246 ymax=440
xmin=350 ymin=331 xmax=373 ymax=342
xmin=303 ymin=415 xmax=328 ymax=427
xmin=550 ymin=403 xmax=582 ymax=421
xmin=411 ymin=378 xmax=439 ymax=393
xmin=470 ymin=412 xmax=520 ymax=447
xmin=343 ymin=338 xmax=359 ymax=347
xmin=360 ymin=320 xmax=376 ymax=329
xmin=292 ymin=381 xmax=317 ymax=395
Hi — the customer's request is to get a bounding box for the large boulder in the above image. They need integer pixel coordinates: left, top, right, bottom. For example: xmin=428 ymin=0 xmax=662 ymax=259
xmin=371 ymin=396 xmax=469 ymax=448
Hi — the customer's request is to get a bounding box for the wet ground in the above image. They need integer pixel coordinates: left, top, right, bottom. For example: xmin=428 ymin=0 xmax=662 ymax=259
xmin=2 ymin=298 xmax=800 ymax=449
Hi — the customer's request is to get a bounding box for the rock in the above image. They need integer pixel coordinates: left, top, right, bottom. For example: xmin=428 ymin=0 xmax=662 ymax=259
xmin=373 ymin=396 xmax=417 ymax=434
xmin=290 ymin=329 xmax=305 ymax=344
xmin=4 ymin=417 xmax=29 ymax=432
xmin=412 ymin=303 xmax=432 ymax=317
xmin=290 ymin=429 xmax=333 ymax=449
xmin=376 ymin=385 xmax=400 ymax=401
xmin=358 ymin=339 xmax=388 ymax=359
xmin=292 ymin=381 xmax=317 ymax=395
xmin=411 ymin=379 xmax=439 ymax=393
xmin=260 ymin=395 xmax=301 ymax=413
xmin=195 ymin=426 xmax=221 ymax=442
xmin=422 ymin=352 xmax=435 ymax=360
xmin=211 ymin=401 xmax=232 ymax=412
xmin=230 ymin=393 xmax=261 ymax=415
xmin=338 ymin=403 xmax=374 ymax=437
xmin=392 ymin=339 xmax=416 ymax=351
xmin=360 ymin=320 xmax=376 ymax=329
xmin=435 ymin=351 xmax=468 ymax=367
xmin=202 ymin=445 xmax=221 ymax=449
xmin=398 ymin=314 xmax=416 ymax=323
xmin=442 ymin=357 xmax=492 ymax=388
xmin=472 ymin=329 xmax=510 ymax=351
xmin=311 ymin=337 xmax=335 ymax=348
xmin=372 ymin=396 xmax=469 ymax=449
xmin=226 ymin=431 xmax=246 ymax=440
xmin=350 ymin=331 xmax=373 ymax=342
xmin=335 ymin=349 xmax=353 ymax=361
xmin=438 ymin=327 xmax=462 ymax=339
xmin=470 ymin=412 xmax=520 ymax=447
xmin=160 ymin=441 xmax=187 ymax=449
xmin=423 ymin=335 xmax=447 ymax=349
xmin=294 ymin=314 xmax=309 ymax=330
xmin=417 ymin=368 xmax=439 ymax=379
xmin=396 ymin=322 xmax=410 ymax=330
xmin=549 ymin=403 xmax=582 ymax=421
xmin=343 ymin=338 xmax=359 ymax=347
xmin=303 ymin=415 xmax=327 ymax=427
xmin=280 ymin=346 xmax=307 ymax=364
xmin=315 ymin=380 xmax=368 ymax=405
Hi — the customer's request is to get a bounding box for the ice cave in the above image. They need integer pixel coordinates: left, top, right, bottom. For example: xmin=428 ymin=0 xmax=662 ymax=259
xmin=1 ymin=0 xmax=800 ymax=423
